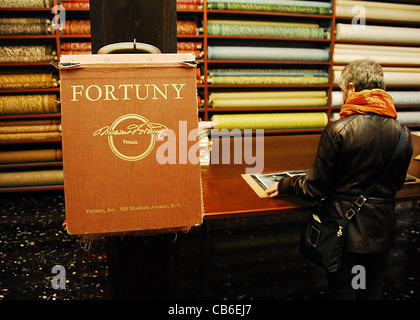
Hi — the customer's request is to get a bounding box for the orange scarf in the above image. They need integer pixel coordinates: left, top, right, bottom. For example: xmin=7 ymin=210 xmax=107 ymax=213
xmin=339 ymin=89 xmax=397 ymax=119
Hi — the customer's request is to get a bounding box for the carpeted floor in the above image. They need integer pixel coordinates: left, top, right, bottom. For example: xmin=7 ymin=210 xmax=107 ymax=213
xmin=0 ymin=190 xmax=419 ymax=300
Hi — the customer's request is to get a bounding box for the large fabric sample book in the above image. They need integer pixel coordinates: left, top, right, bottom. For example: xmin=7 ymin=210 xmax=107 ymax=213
xmin=59 ymin=53 xmax=203 ymax=235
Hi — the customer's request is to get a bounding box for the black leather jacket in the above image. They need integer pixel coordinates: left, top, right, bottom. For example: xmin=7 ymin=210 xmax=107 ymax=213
xmin=280 ymin=114 xmax=413 ymax=253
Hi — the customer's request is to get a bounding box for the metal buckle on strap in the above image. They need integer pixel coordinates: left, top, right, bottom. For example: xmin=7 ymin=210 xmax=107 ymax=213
xmin=345 ymin=207 xmax=357 ymax=220
xmin=355 ymin=195 xmax=367 ymax=208
xmin=345 ymin=195 xmax=367 ymax=220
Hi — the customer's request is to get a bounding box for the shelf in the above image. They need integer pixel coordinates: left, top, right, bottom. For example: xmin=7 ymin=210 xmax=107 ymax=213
xmin=0 ymin=161 xmax=62 ymax=169
xmin=0 ymin=62 xmax=56 ymax=67
xmin=334 ymin=39 xmax=420 ymax=47
xmin=207 ymin=107 xmax=329 ymax=112
xmin=206 ymin=35 xmax=331 ymax=42
xmin=0 ymin=113 xmax=61 ymax=120
xmin=335 ymin=16 xmax=420 ymax=26
xmin=177 ymin=34 xmax=204 ymax=39
xmin=58 ymin=34 xmax=91 ymax=38
xmin=0 ymin=35 xmax=57 ymax=40
xmin=0 ymin=7 xmax=53 ymax=11
xmin=207 ymin=84 xmax=331 ymax=89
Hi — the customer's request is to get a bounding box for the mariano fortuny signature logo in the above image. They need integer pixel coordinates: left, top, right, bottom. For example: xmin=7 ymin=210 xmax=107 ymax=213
xmin=92 ymin=114 xmax=168 ymax=161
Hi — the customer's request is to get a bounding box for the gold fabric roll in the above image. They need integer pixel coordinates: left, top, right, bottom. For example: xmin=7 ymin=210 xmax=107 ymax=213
xmin=209 ymin=90 xmax=327 ymax=108
xmin=212 ymin=112 xmax=328 ymax=130
xmin=0 ymin=170 xmax=63 ymax=188
xmin=0 ymin=72 xmax=58 ymax=89
xmin=209 ymin=90 xmax=327 ymax=100
xmin=0 ymin=94 xmax=58 ymax=115
xmin=208 ymin=75 xmax=329 ymax=85
xmin=0 ymin=124 xmax=61 ymax=134
xmin=0 ymin=132 xmax=61 ymax=141
xmin=0 ymin=149 xmax=62 ymax=164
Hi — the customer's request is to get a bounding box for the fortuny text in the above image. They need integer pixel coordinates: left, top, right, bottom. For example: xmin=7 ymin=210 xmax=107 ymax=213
xmin=70 ymin=83 xmax=186 ymax=102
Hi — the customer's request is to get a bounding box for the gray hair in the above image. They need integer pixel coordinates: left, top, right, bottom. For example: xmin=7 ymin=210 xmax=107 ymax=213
xmin=338 ymin=59 xmax=386 ymax=94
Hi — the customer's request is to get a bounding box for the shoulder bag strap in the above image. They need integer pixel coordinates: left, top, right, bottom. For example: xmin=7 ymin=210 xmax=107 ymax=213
xmin=345 ymin=125 xmax=407 ymax=220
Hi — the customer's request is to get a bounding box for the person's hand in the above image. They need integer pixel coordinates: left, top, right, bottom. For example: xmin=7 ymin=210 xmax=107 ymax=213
xmin=198 ymin=120 xmax=218 ymax=130
xmin=265 ymin=182 xmax=279 ymax=198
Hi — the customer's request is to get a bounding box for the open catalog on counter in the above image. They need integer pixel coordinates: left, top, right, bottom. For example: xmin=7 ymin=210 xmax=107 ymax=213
xmin=243 ymin=170 xmax=420 ymax=198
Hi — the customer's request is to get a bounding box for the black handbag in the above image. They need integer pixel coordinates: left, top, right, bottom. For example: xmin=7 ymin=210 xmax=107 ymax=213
xmin=299 ymin=126 xmax=407 ymax=273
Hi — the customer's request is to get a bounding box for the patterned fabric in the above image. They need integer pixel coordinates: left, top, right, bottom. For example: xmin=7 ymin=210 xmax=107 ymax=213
xmin=0 ymin=94 xmax=58 ymax=115
xmin=339 ymin=89 xmax=397 ymax=119
xmin=207 ymin=22 xmax=324 ymax=38
xmin=0 ymin=70 xmax=57 ymax=89
xmin=0 ymin=0 xmax=53 ymax=7
xmin=208 ymin=1 xmax=331 ymax=14
xmin=0 ymin=45 xmax=56 ymax=63
xmin=209 ymin=75 xmax=329 ymax=85
xmin=212 ymin=112 xmax=328 ymax=130
xmin=177 ymin=21 xmax=198 ymax=35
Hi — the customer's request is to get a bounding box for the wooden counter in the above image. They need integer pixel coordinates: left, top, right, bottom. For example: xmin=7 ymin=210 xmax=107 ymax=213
xmin=202 ymin=134 xmax=420 ymax=220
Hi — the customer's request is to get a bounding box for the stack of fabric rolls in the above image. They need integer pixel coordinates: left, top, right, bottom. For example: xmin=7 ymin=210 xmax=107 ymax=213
xmin=335 ymin=0 xmax=420 ymax=23
xmin=333 ymin=1 xmax=420 ymax=127
xmin=0 ymin=120 xmax=61 ymax=141
xmin=177 ymin=41 xmax=203 ymax=60
xmin=333 ymin=44 xmax=420 ymax=66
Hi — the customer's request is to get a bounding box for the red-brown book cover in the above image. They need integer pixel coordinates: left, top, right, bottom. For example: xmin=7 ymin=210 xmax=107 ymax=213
xmin=59 ymin=53 xmax=203 ymax=235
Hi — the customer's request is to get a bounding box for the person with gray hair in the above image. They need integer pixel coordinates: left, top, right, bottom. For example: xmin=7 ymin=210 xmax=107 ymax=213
xmin=338 ymin=58 xmax=386 ymax=94
xmin=266 ymin=59 xmax=413 ymax=299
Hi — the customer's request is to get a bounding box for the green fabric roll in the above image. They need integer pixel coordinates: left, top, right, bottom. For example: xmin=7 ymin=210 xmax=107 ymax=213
xmin=212 ymin=113 xmax=328 ymax=130
xmin=207 ymin=21 xmax=325 ymax=38
xmin=208 ymin=1 xmax=331 ymax=15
